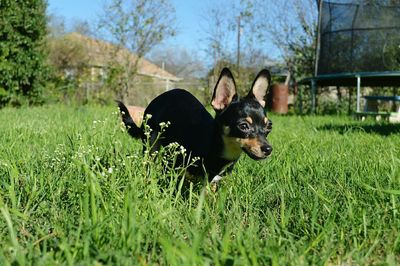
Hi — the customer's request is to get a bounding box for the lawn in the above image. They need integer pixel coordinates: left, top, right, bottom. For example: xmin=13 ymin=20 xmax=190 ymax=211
xmin=0 ymin=105 xmax=399 ymax=265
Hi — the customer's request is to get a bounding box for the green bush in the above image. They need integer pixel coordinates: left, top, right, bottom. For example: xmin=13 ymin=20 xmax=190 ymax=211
xmin=0 ymin=0 xmax=49 ymax=106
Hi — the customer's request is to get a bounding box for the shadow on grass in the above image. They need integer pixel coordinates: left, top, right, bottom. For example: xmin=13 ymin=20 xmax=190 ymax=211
xmin=318 ymin=123 xmax=400 ymax=136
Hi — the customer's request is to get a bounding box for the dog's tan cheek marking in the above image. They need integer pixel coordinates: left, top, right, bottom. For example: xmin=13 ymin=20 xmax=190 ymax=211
xmin=239 ymin=138 xmax=259 ymax=148
xmin=246 ymin=117 xmax=253 ymax=124
xmin=264 ymin=117 xmax=268 ymax=124
xmin=239 ymin=138 xmax=263 ymax=156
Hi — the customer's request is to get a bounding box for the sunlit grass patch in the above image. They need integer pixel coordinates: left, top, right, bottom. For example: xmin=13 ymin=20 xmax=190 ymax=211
xmin=0 ymin=105 xmax=399 ymax=264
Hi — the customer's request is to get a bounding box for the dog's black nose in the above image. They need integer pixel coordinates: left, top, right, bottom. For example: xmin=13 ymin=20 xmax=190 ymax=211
xmin=261 ymin=145 xmax=272 ymax=156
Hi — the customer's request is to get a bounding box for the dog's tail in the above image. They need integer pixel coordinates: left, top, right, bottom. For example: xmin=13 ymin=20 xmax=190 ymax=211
xmin=116 ymin=100 xmax=143 ymax=139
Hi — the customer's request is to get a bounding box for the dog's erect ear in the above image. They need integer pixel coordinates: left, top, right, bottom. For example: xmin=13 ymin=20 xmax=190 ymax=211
xmin=247 ymin=69 xmax=271 ymax=108
xmin=211 ymin=68 xmax=237 ymax=111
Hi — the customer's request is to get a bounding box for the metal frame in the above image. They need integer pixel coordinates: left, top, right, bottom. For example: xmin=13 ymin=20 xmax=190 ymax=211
xmin=301 ymin=0 xmax=400 ymax=114
xmin=299 ymin=71 xmax=400 ymax=113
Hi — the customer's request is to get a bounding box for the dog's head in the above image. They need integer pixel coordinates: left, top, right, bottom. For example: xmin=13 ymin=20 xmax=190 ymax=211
xmin=212 ymin=68 xmax=273 ymax=161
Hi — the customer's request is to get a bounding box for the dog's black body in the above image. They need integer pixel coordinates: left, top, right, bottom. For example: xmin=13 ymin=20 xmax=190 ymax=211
xmin=118 ymin=68 xmax=272 ymax=181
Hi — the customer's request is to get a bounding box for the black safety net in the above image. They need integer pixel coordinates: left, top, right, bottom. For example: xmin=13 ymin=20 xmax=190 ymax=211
xmin=317 ymin=0 xmax=400 ymax=75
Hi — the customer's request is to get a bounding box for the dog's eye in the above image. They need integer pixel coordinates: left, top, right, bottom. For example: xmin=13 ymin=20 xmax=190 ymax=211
xmin=238 ymin=122 xmax=250 ymax=132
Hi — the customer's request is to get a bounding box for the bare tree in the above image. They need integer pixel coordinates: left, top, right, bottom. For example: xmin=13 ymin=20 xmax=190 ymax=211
xmin=149 ymin=46 xmax=205 ymax=78
xmin=47 ymin=13 xmax=66 ymax=38
xmin=98 ymin=0 xmax=176 ymax=99
xmin=200 ymin=1 xmax=232 ymax=71
xmin=255 ymin=0 xmax=318 ymax=78
xmin=229 ymin=1 xmax=264 ymax=69
xmin=201 ymin=0 xmax=317 ymax=78
xmin=71 ymin=19 xmax=94 ymax=37
xmin=200 ymin=0 xmax=274 ymax=88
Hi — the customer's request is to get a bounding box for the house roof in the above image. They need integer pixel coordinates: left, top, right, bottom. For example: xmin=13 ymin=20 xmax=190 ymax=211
xmin=63 ymin=33 xmax=180 ymax=82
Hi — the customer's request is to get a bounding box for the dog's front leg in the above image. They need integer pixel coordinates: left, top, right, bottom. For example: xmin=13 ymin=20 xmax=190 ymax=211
xmin=210 ymin=175 xmax=224 ymax=192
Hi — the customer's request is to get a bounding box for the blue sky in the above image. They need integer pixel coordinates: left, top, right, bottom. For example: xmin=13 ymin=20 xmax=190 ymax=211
xmin=47 ymin=0 xmax=210 ymax=55
xmin=47 ymin=0 xmax=101 ymax=28
xmin=47 ymin=0 xmax=283 ymax=69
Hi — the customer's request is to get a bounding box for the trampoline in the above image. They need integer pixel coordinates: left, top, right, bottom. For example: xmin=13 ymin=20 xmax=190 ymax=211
xmin=300 ymin=0 xmax=400 ymax=113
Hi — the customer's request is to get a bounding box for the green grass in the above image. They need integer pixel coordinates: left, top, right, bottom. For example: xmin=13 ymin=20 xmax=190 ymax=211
xmin=0 ymin=104 xmax=400 ymax=265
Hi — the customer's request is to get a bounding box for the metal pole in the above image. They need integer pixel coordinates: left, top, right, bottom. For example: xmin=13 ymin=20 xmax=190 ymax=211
xmin=356 ymin=75 xmax=361 ymax=112
xmin=311 ymin=79 xmax=317 ymax=114
xmin=236 ymin=16 xmax=241 ymax=78
xmin=314 ymin=0 xmax=323 ymax=76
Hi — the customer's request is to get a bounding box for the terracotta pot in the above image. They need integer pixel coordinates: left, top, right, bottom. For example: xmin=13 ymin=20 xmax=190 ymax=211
xmin=271 ymin=84 xmax=289 ymax=114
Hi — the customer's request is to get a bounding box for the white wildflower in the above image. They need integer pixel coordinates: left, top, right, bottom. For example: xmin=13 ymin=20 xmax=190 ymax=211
xmin=180 ymin=145 xmax=186 ymax=154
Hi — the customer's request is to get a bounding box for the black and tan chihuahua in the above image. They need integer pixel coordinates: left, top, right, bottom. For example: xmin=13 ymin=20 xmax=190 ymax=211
xmin=117 ymin=68 xmax=272 ymax=182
